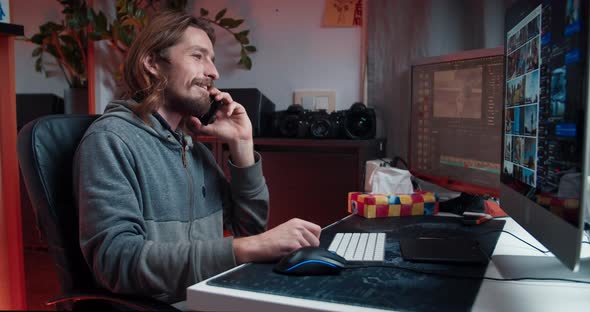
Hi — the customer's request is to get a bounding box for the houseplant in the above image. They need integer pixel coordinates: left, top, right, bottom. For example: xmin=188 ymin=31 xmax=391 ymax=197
xmin=25 ymin=0 xmax=257 ymax=112
xmin=24 ymin=0 xmax=93 ymax=113
xmin=89 ymin=0 xmax=257 ymax=80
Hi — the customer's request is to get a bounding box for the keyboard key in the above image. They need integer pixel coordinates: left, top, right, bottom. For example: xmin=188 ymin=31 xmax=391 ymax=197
xmin=364 ymin=233 xmax=377 ymax=261
xmin=344 ymin=233 xmax=360 ymax=259
xmin=335 ymin=233 xmax=352 ymax=257
xmin=374 ymin=233 xmax=386 ymax=261
xmin=328 ymin=233 xmax=343 ymax=252
xmin=352 ymin=233 xmax=369 ymax=261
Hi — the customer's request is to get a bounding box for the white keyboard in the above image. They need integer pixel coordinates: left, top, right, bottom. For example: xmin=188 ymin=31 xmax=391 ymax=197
xmin=327 ymin=232 xmax=386 ymax=262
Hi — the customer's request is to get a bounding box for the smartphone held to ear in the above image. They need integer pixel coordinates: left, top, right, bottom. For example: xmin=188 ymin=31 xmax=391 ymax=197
xmin=199 ymin=95 xmax=223 ymax=126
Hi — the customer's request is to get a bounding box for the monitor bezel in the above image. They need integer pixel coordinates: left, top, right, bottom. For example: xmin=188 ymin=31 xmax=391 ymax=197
xmin=500 ymin=0 xmax=589 ymax=271
xmin=409 ymin=47 xmax=505 ymax=198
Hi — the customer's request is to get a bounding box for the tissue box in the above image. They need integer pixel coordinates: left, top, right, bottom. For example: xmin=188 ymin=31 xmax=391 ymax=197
xmin=348 ymin=191 xmax=439 ymax=218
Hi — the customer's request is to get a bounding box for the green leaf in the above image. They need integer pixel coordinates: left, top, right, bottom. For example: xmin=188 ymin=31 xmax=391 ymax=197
xmin=244 ymin=45 xmax=257 ymax=52
xmin=59 ymin=35 xmax=77 ymax=47
xmin=94 ymin=12 xmax=108 ymax=33
xmin=127 ymin=1 xmax=135 ymax=16
xmin=30 ymin=34 xmax=45 ymax=45
xmin=231 ymin=19 xmax=244 ymax=28
xmin=220 ymin=18 xmax=243 ymax=29
xmin=234 ymin=33 xmax=249 ymax=45
xmin=40 ymin=22 xmax=64 ymax=34
xmin=116 ymin=0 xmax=126 ymax=14
xmin=34 ymin=57 xmax=43 ymax=72
xmin=215 ymin=8 xmax=227 ymax=21
xmin=88 ymin=33 xmax=102 ymax=40
xmin=242 ymin=55 xmax=252 ymax=70
xmin=219 ymin=18 xmax=233 ymax=28
xmin=32 ymin=47 xmax=43 ymax=57
xmin=87 ymin=9 xmax=96 ymax=22
xmin=200 ymin=8 xmax=209 ymax=16
xmin=237 ymin=30 xmax=250 ymax=37
xmin=45 ymin=44 xmax=60 ymax=59
xmin=135 ymin=8 xmax=144 ymax=19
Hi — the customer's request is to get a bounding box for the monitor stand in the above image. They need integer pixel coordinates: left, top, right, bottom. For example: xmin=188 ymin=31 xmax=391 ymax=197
xmin=492 ymin=255 xmax=590 ymax=282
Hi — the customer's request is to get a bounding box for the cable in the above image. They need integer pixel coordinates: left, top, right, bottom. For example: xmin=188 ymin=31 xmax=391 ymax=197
xmin=478 ymin=230 xmax=590 ymax=251
xmin=475 ymin=229 xmax=551 ymax=254
xmin=392 ymin=156 xmax=409 ymax=169
xmin=344 ymin=263 xmax=590 ymax=284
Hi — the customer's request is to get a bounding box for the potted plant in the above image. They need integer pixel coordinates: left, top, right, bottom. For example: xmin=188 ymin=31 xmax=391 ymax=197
xmin=89 ymin=0 xmax=257 ymax=81
xmin=24 ymin=0 xmax=256 ymax=112
xmin=24 ymin=0 xmax=93 ymax=113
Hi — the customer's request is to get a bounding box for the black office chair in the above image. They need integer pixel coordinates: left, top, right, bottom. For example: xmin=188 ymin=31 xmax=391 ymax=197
xmin=17 ymin=115 xmax=179 ymax=311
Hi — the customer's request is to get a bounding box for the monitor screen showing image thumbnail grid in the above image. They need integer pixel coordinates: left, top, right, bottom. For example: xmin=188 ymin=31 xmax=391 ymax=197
xmin=503 ymin=1 xmax=587 ymax=227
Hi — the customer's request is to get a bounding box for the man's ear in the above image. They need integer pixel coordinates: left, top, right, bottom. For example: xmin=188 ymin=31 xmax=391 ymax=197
xmin=143 ymin=54 xmax=160 ymax=76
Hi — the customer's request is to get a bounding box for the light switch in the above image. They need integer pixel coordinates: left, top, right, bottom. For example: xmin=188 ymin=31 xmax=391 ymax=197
xmin=293 ymin=90 xmax=336 ymax=112
xmin=315 ymin=96 xmax=329 ymax=110
xmin=301 ymin=96 xmax=315 ymax=110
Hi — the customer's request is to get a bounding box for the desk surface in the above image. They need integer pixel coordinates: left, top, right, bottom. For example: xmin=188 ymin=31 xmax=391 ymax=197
xmin=187 ymin=215 xmax=590 ymax=312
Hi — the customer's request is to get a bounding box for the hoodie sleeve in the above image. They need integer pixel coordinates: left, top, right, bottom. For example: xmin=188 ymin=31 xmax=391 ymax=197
xmin=75 ymin=130 xmax=236 ymax=302
xmin=222 ymin=152 xmax=270 ymax=237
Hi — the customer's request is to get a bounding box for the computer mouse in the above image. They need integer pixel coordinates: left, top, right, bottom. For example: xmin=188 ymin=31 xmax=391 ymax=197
xmin=273 ymin=246 xmax=347 ymax=276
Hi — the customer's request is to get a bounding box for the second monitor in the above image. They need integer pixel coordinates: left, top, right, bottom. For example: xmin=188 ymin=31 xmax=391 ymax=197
xmin=409 ymin=48 xmax=505 ymax=197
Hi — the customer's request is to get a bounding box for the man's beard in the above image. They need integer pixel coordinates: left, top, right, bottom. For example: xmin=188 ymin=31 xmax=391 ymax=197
xmin=164 ymin=83 xmax=210 ymax=117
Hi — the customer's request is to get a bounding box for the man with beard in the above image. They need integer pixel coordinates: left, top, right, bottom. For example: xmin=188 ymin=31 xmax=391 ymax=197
xmin=74 ymin=11 xmax=321 ymax=305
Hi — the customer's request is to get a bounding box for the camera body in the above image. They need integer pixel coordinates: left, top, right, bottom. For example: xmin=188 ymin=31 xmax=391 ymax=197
xmin=306 ymin=109 xmax=343 ymax=139
xmin=341 ymin=102 xmax=377 ymax=140
xmin=272 ymin=104 xmax=309 ymax=138
xmin=272 ymin=103 xmax=376 ymax=139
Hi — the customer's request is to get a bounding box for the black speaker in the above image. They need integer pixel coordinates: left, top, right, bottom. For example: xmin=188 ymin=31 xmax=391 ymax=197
xmin=16 ymin=93 xmax=65 ymax=131
xmin=222 ymin=88 xmax=276 ymax=137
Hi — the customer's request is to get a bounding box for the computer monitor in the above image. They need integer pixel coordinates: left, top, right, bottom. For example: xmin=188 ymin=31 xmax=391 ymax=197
xmin=410 ymin=48 xmax=505 ymax=198
xmin=501 ymin=0 xmax=589 ymax=272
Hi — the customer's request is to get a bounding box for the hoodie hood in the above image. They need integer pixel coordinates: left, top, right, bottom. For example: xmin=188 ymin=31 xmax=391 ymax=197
xmin=100 ymin=99 xmax=194 ymax=148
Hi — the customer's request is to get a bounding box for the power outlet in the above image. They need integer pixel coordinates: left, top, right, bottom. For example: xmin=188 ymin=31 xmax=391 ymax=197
xmin=293 ymin=90 xmax=336 ymax=112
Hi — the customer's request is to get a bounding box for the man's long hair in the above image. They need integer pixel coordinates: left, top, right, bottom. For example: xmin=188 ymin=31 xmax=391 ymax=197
xmin=123 ymin=10 xmax=215 ymax=123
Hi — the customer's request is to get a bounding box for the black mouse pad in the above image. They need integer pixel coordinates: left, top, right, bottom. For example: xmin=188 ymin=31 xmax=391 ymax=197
xmin=400 ymin=238 xmax=487 ymax=264
xmin=205 ymin=216 xmax=505 ymax=312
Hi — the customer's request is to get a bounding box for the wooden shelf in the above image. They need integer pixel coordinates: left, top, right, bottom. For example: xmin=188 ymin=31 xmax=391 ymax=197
xmin=0 ymin=22 xmax=24 ymax=37
xmin=197 ymin=137 xmax=386 ymax=228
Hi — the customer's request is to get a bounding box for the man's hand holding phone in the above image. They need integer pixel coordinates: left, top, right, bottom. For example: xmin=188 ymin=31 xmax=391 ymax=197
xmin=189 ymin=88 xmax=255 ymax=167
xmin=198 ymin=95 xmax=223 ymax=126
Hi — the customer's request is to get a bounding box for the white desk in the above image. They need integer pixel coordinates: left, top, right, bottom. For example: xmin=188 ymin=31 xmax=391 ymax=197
xmin=187 ymin=217 xmax=590 ymax=312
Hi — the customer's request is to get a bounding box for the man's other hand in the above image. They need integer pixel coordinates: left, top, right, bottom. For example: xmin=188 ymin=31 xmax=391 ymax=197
xmin=233 ymin=218 xmax=322 ymax=264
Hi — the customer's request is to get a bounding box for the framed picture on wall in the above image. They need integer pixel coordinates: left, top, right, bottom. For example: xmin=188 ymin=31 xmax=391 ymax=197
xmin=0 ymin=0 xmax=10 ymax=23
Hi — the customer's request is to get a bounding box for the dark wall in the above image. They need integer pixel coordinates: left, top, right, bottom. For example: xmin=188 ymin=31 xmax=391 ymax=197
xmin=366 ymin=0 xmax=514 ymax=161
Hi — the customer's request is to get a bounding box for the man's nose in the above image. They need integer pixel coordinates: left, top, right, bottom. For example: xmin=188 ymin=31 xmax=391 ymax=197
xmin=206 ymin=62 xmax=219 ymax=80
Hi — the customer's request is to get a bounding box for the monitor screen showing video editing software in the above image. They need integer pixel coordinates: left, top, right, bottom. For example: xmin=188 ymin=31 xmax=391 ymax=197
xmin=410 ymin=49 xmax=505 ymax=196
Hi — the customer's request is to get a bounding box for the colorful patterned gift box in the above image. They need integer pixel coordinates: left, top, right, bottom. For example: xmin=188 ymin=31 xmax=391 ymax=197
xmin=348 ymin=191 xmax=439 ymax=218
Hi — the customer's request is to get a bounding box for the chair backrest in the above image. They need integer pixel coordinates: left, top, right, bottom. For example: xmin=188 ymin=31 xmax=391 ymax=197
xmin=17 ymin=114 xmax=100 ymax=295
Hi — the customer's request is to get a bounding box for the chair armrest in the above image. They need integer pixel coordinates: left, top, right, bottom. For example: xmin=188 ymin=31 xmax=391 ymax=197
xmin=47 ymin=292 xmax=181 ymax=311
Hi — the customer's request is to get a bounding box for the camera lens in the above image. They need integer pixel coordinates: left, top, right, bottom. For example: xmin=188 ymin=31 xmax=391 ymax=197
xmin=342 ymin=103 xmax=376 ymax=139
xmin=310 ymin=119 xmax=331 ymax=138
xmin=280 ymin=115 xmax=302 ymax=137
xmin=349 ymin=115 xmax=370 ymax=134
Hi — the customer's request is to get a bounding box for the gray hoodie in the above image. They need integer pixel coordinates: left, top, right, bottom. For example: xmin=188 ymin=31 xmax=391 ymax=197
xmin=74 ymin=100 xmax=269 ymax=303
